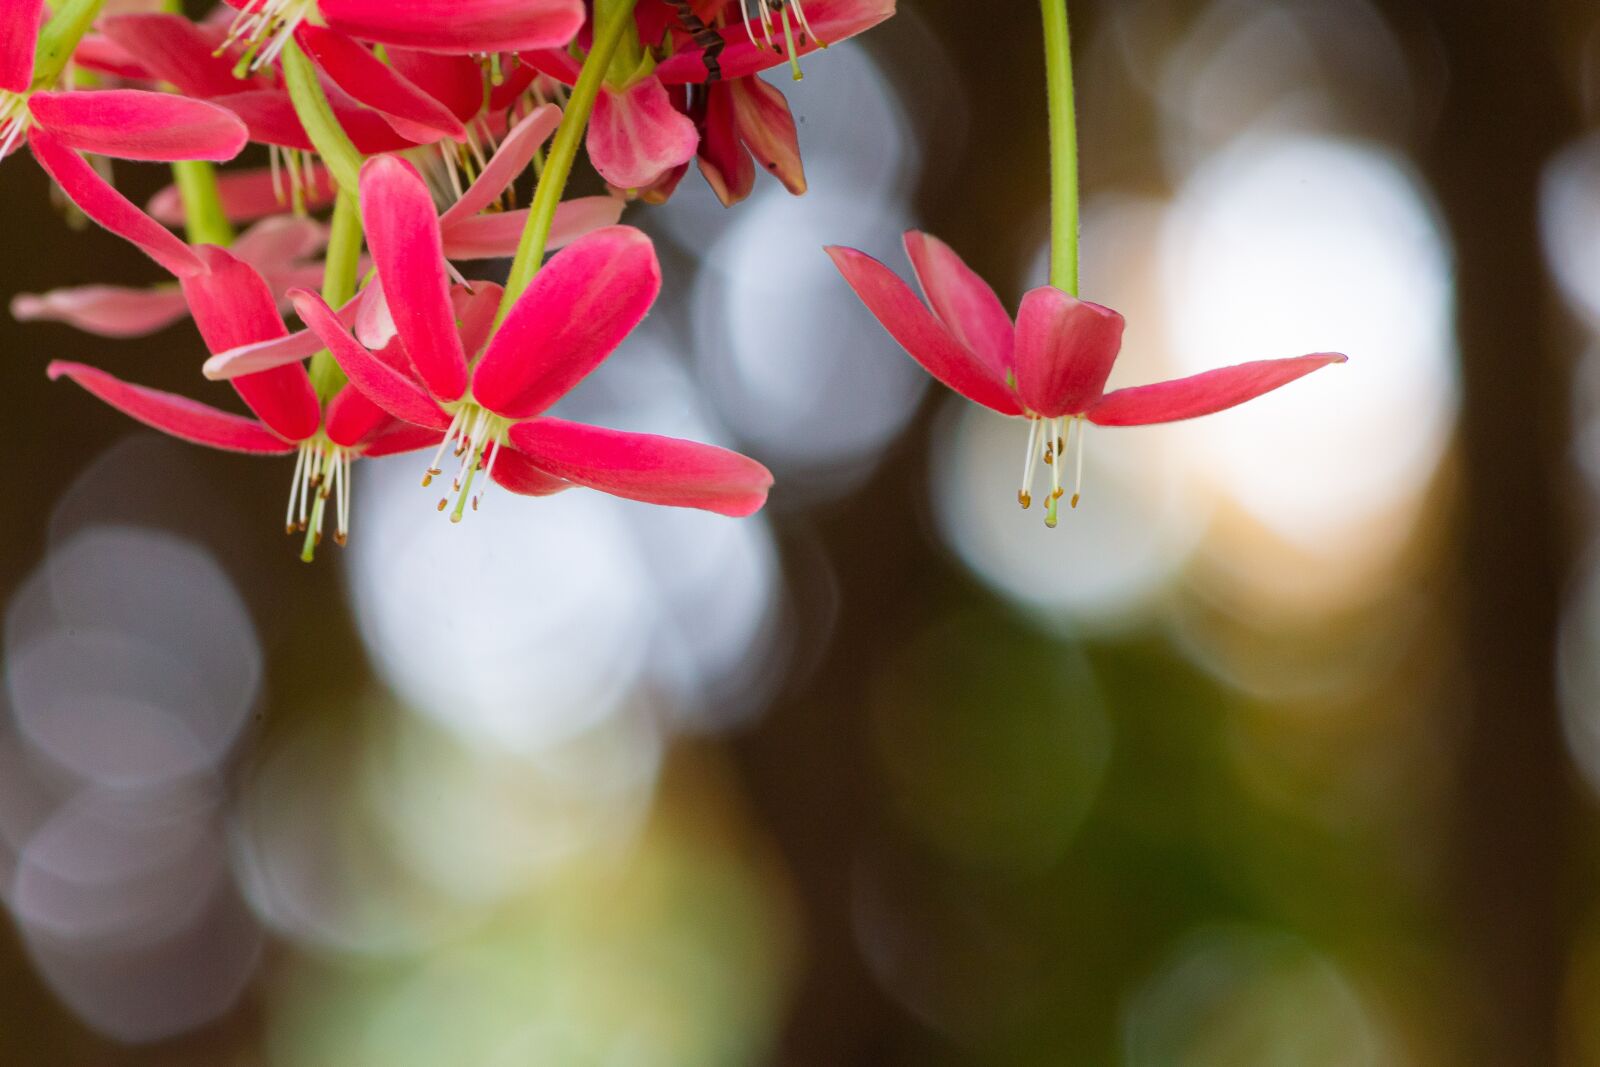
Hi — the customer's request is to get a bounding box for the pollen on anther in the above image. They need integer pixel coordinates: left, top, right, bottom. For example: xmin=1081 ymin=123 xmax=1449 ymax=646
xmin=436 ymin=498 xmax=448 ymax=512
xmin=1070 ymin=493 xmax=1080 ymax=509
xmin=1018 ymin=490 xmax=1032 ymax=510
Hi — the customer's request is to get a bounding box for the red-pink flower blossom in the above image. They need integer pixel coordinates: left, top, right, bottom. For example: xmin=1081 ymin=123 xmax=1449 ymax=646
xmin=528 ymin=0 xmax=892 ymax=193
xmin=49 ymin=246 xmax=438 ymax=549
xmin=286 ymin=155 xmax=772 ymax=520
xmin=828 ymin=232 xmax=1346 ymax=523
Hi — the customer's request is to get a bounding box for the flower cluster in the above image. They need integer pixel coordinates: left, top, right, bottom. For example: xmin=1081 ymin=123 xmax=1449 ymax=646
xmin=13 ymin=0 xmax=1342 ymax=562
xmin=13 ymin=0 xmax=899 ymax=559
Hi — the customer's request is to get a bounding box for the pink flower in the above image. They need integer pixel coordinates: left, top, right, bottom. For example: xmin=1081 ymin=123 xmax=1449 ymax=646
xmin=827 ymin=232 xmax=1346 ymax=523
xmin=288 ymin=155 xmax=772 ymax=521
xmin=49 ymin=246 xmax=438 ymax=551
xmin=12 ymin=213 xmax=327 ymax=337
xmin=529 ymin=0 xmax=892 ymax=193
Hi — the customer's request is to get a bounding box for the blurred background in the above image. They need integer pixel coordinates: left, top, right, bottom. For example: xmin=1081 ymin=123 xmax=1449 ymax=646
xmin=0 ymin=0 xmax=1594 ymax=1062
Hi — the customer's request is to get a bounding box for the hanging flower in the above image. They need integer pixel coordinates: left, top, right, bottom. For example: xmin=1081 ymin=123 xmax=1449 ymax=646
xmin=828 ymin=232 xmax=1347 ymax=526
xmin=286 ymin=155 xmax=771 ymax=521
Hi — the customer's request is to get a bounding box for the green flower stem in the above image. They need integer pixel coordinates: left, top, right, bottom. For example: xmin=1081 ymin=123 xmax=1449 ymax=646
xmin=1040 ymin=0 xmax=1080 ymax=296
xmin=34 ymin=0 xmax=104 ymax=87
xmin=171 ymin=161 xmax=235 ymax=246
xmin=308 ymin=191 xmax=360 ymax=401
xmin=496 ymin=0 xmax=639 ymax=323
xmin=280 ymin=40 xmax=363 ymax=196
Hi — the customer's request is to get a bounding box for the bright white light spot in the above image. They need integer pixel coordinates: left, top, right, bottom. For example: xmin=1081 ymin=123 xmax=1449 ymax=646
xmin=1542 ymin=133 xmax=1600 ymax=332
xmin=1162 ymin=134 xmax=1457 ymax=555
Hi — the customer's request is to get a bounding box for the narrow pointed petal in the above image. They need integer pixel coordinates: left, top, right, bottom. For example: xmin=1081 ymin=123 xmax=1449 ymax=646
xmin=656 ymin=0 xmax=896 ymax=83
xmin=99 ymin=14 xmax=254 ymax=99
xmin=437 ymin=104 xmax=560 ymax=227
xmin=489 ymin=448 xmax=571 ymax=497
xmin=696 ymin=81 xmax=755 ymax=207
xmin=296 ymin=24 xmax=466 ymax=142
xmin=825 ymin=244 xmax=1022 ymax=415
xmin=182 ymin=246 xmax=321 ymax=442
xmin=230 ymin=215 xmax=327 ymax=271
xmin=47 ymin=361 xmax=295 ymax=454
xmin=353 ymin=271 xmax=396 ymax=350
xmin=321 ymin=0 xmax=584 ymax=53
xmin=453 ymin=282 xmax=504 ymax=362
xmin=289 ymin=288 xmax=451 ymax=430
xmin=324 ymin=383 xmax=390 ymax=447
xmin=473 ymin=226 xmax=660 ymax=419
xmin=30 ymin=90 xmax=248 ymax=162
xmin=440 ymin=195 xmax=625 ymax=259
xmin=12 ymin=285 xmax=188 ymax=337
xmin=148 ymin=166 xmax=337 ymax=226
xmin=730 ymin=75 xmax=804 ymax=195
xmin=588 ymin=77 xmax=699 ymax=190
xmin=903 ymin=231 xmax=1013 ymax=378
xmin=70 ymin=34 xmax=152 ymax=82
xmin=359 ymin=155 xmax=467 ymax=400
xmin=1087 ymin=353 xmax=1349 ymax=426
xmin=359 ymin=422 xmax=447 ymax=457
xmin=1012 ymin=286 xmax=1125 ymax=417
xmin=215 ymin=88 xmax=421 ymax=154
xmin=508 ymin=418 xmax=772 ymax=516
xmin=201 ymin=289 xmax=366 ymax=380
xmin=0 ymin=0 xmax=46 ymax=93
xmin=28 ymin=129 xmax=204 ymax=277
xmin=386 ymin=49 xmax=484 ymax=122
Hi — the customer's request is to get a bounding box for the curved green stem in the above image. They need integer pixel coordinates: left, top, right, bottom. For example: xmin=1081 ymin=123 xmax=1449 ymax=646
xmin=34 ymin=0 xmax=104 ymax=87
xmin=496 ymin=0 xmax=640 ymax=323
xmin=280 ymin=40 xmax=363 ymax=196
xmin=1040 ymin=0 xmax=1079 ymax=296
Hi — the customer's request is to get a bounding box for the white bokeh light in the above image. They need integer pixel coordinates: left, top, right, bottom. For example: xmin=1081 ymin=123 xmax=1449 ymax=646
xmin=1161 ymin=133 xmax=1458 ymax=554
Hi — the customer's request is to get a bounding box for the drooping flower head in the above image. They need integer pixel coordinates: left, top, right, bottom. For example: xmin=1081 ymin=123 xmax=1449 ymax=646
xmin=828 ymin=232 xmax=1346 ymax=527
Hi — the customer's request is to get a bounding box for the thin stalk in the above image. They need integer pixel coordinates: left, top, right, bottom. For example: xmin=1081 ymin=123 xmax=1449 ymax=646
xmin=496 ymin=0 xmax=639 ymax=322
xmin=34 ymin=0 xmax=104 ymax=86
xmin=1040 ymin=0 xmax=1079 ymax=295
xmin=171 ymin=161 xmax=235 ymax=246
xmin=280 ymin=40 xmax=363 ymax=195
xmin=308 ymin=191 xmax=361 ymax=400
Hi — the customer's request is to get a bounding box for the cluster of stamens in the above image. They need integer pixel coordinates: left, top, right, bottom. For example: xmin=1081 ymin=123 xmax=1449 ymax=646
xmin=267 ymin=144 xmax=319 ymax=215
xmin=286 ymin=439 xmax=352 ymax=558
xmin=0 ymin=91 xmax=33 ymax=160
xmin=1017 ymin=415 xmax=1085 ymax=529
xmin=422 ymin=404 xmax=507 ymax=523
xmin=219 ymin=0 xmax=317 ymax=74
xmin=739 ymin=0 xmax=825 ymax=79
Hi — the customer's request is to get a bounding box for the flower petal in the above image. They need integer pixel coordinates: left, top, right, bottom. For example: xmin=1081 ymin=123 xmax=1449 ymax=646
xmin=295 ymin=24 xmax=465 ymax=142
xmin=1087 ymin=353 xmax=1349 ymax=426
xmin=47 ymin=360 xmax=294 ymax=454
xmin=231 ymin=214 xmax=327 ymax=270
xmin=359 ymin=421 xmax=446 ymax=457
xmin=99 ymin=14 xmax=257 ymax=99
xmin=472 ymin=226 xmax=659 ymax=419
xmin=11 ymin=284 xmax=189 ymax=337
xmin=386 ymin=49 xmax=484 ymax=122
xmin=587 ymin=77 xmax=699 ymax=190
xmin=321 ymin=0 xmax=584 ymax=54
xmin=181 ymin=245 xmax=321 ymax=442
xmin=1012 ymin=286 xmax=1125 ymax=417
xmin=656 ymin=0 xmax=895 ymax=83
xmin=30 ymin=89 xmax=248 ymax=162
xmin=902 ymin=230 xmax=1013 ymax=378
xmin=508 ymin=418 xmax=772 ymax=516
xmin=696 ymin=81 xmax=755 ymax=207
xmin=440 ymin=195 xmax=625 ymax=259
xmin=824 ymin=244 xmax=1021 ymax=415
xmin=730 ymin=75 xmax=804 ymax=195
xmin=289 ymin=288 xmax=451 ymax=430
xmin=201 ymin=289 xmax=365 ymax=380
xmin=437 ymin=104 xmax=560 ymax=227
xmin=147 ymin=165 xmax=337 ymax=226
xmin=215 ymin=87 xmax=421 ymax=154
xmin=324 ymin=382 xmax=390 ymax=447
xmin=28 ymin=129 xmax=204 ymax=277
xmin=0 ymin=0 xmax=46 ymax=94
xmin=359 ymin=155 xmax=468 ymax=400
xmin=489 ymin=447 xmax=571 ymax=497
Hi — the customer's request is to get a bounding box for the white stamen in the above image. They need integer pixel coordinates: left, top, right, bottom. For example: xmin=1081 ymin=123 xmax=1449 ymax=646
xmin=1073 ymin=417 xmax=1085 ymax=508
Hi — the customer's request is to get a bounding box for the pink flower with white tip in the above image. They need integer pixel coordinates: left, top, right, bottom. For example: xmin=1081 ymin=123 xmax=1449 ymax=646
xmin=828 ymin=233 xmax=1347 ymax=526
